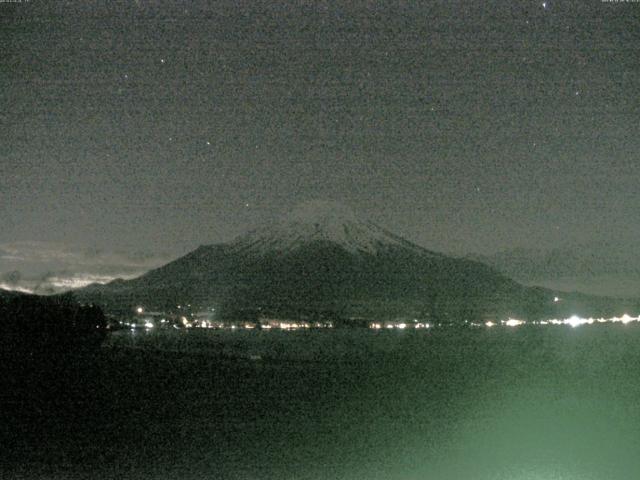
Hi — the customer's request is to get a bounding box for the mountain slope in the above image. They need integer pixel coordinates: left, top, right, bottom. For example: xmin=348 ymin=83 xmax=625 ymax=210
xmin=470 ymin=240 xmax=640 ymax=298
xmin=75 ymin=202 xmax=631 ymax=322
xmin=231 ymin=201 xmax=440 ymax=256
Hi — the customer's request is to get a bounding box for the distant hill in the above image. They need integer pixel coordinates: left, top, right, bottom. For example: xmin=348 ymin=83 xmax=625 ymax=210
xmin=74 ymin=201 xmax=633 ymax=323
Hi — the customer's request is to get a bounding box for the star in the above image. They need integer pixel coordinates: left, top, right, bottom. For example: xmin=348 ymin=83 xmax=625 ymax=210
xmin=160 ymin=58 xmax=165 ymax=64
xmin=542 ymin=2 xmax=547 ymax=8
xmin=206 ymin=141 xmax=211 ymax=146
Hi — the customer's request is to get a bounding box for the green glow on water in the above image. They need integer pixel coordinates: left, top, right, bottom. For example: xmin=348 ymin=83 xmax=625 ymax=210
xmin=9 ymin=325 xmax=640 ymax=479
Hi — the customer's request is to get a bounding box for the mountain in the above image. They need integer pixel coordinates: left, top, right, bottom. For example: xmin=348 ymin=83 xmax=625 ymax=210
xmin=75 ymin=201 xmax=631 ymax=323
xmin=470 ymin=241 xmax=640 ymax=298
xmin=231 ymin=201 xmax=433 ymax=256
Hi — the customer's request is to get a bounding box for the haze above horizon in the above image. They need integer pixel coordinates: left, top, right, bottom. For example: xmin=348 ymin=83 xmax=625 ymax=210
xmin=2 ymin=1 xmax=639 ymax=291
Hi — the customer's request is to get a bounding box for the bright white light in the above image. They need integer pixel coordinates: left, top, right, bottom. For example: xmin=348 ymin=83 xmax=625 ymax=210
xmin=397 ymin=323 xmax=407 ymax=329
xmin=144 ymin=322 xmax=154 ymax=329
xmin=553 ymin=296 xmax=560 ymax=302
xmin=505 ymin=318 xmax=524 ymax=327
xmin=565 ymin=315 xmax=584 ymax=328
xmin=136 ymin=307 xmax=144 ymax=314
xmin=485 ymin=321 xmax=495 ymax=327
xmin=496 ymin=314 xmax=639 ymax=328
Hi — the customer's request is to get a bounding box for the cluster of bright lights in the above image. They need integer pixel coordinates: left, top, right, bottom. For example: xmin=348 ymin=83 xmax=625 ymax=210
xmin=500 ymin=313 xmax=640 ymax=328
xmin=369 ymin=322 xmax=430 ymax=330
xmin=278 ymin=322 xmax=307 ymax=330
xmin=123 ymin=302 xmax=639 ymax=334
xmin=189 ymin=320 xmax=334 ymax=330
xmin=125 ymin=320 xmax=156 ymax=331
xmin=504 ymin=318 xmax=525 ymax=327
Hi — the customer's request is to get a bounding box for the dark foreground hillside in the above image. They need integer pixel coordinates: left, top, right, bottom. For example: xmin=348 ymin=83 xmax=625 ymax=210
xmin=0 ymin=291 xmax=107 ymax=356
xmin=0 ymin=291 xmax=110 ymax=477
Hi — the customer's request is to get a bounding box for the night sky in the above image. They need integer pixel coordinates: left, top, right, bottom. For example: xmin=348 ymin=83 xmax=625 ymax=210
xmin=2 ymin=1 xmax=640 ymax=287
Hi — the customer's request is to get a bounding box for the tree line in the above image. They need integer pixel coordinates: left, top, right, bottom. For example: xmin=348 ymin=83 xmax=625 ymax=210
xmin=0 ymin=292 xmax=107 ymax=357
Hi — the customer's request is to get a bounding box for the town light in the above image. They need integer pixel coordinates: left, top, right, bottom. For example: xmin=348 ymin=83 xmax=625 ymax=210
xmin=505 ymin=318 xmax=524 ymax=327
xmin=565 ymin=315 xmax=583 ymax=328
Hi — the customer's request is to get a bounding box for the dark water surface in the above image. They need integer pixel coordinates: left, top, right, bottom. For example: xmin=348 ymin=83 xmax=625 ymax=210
xmin=4 ymin=326 xmax=640 ymax=479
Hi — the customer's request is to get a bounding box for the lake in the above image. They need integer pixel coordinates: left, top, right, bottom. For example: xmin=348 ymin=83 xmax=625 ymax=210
xmin=4 ymin=324 xmax=640 ymax=479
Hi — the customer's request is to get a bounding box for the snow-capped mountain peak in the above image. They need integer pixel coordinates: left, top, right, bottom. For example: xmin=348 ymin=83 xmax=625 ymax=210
xmin=230 ymin=200 xmax=435 ymax=255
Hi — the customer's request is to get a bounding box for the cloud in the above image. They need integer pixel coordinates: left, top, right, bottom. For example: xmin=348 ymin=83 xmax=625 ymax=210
xmin=0 ymin=283 xmax=34 ymax=294
xmin=0 ymin=241 xmax=174 ymax=294
xmin=2 ymin=270 xmax=21 ymax=284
